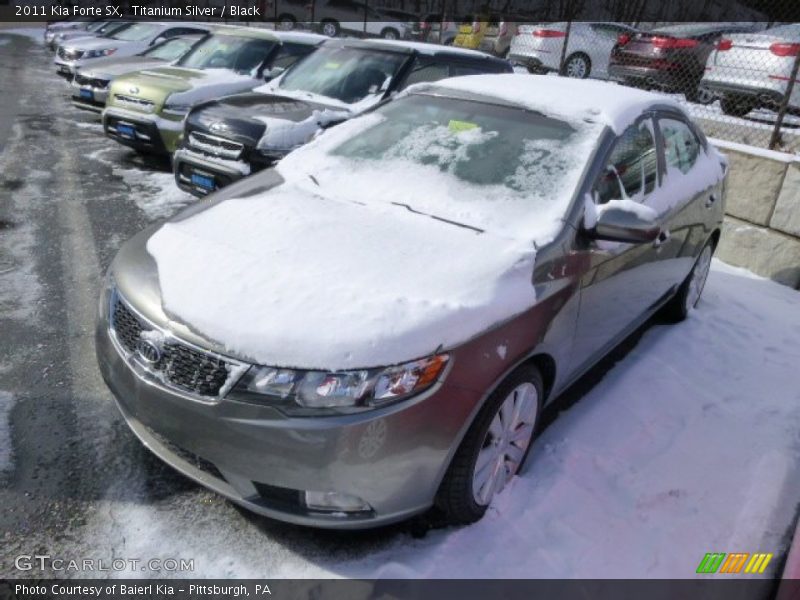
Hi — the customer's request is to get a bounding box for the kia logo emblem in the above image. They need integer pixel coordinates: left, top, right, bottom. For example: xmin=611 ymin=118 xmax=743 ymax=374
xmin=136 ymin=338 xmax=162 ymax=364
xmin=210 ymin=122 xmax=225 ymax=132
xmin=129 ymin=86 xmax=139 ymax=94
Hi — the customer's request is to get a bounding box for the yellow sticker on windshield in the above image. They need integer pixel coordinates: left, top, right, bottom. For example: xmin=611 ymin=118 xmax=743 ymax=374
xmin=323 ymin=62 xmax=341 ymax=69
xmin=448 ymin=120 xmax=478 ymax=133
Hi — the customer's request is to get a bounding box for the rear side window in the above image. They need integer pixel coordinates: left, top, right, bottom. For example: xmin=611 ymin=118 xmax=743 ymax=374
xmin=398 ymin=58 xmax=506 ymax=91
xmin=660 ymin=118 xmax=701 ymax=175
xmin=594 ymin=120 xmax=658 ymax=204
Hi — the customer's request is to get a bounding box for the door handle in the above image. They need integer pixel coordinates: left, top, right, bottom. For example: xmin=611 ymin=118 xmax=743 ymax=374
xmin=705 ymin=194 xmax=717 ymax=208
xmin=653 ymin=229 xmax=670 ymax=248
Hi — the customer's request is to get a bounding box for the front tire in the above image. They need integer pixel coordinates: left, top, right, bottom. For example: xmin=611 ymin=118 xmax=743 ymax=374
xmin=381 ymin=27 xmax=400 ymax=40
xmin=661 ymin=240 xmax=714 ymax=322
xmin=436 ymin=365 xmax=542 ymax=525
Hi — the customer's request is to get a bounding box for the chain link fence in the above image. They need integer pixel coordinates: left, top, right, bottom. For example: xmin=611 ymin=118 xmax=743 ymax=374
xmin=263 ymin=0 xmax=800 ymax=153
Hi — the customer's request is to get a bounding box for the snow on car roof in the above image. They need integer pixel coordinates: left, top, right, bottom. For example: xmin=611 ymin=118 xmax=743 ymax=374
xmin=425 ymin=74 xmax=684 ymax=134
xmin=269 ymin=30 xmax=329 ymax=45
xmin=353 ymin=38 xmax=497 ymax=59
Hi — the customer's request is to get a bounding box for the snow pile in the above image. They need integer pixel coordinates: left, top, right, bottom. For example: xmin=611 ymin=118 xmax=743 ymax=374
xmin=254 ymin=108 xmax=350 ymax=153
xmin=424 ymin=74 xmax=683 ymax=134
xmin=147 ymin=186 xmax=538 ymax=369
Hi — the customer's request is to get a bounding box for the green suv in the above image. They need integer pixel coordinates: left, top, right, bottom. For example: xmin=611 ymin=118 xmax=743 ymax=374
xmin=102 ymin=28 xmax=325 ymax=155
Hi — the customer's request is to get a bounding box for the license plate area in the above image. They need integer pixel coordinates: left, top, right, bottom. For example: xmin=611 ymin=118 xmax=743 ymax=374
xmin=116 ymin=123 xmax=136 ymax=139
xmin=191 ymin=172 xmax=215 ymax=191
xmin=79 ymin=88 xmax=93 ymax=100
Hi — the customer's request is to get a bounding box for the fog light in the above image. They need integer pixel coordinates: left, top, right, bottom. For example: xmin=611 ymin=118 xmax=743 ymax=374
xmin=304 ymin=491 xmax=371 ymax=513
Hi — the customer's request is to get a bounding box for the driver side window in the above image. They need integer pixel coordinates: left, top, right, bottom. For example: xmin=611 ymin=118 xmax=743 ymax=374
xmin=593 ymin=119 xmax=658 ymax=205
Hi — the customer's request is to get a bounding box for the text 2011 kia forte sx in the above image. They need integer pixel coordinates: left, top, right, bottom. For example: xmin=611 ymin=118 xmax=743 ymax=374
xmin=96 ymin=75 xmax=727 ymax=529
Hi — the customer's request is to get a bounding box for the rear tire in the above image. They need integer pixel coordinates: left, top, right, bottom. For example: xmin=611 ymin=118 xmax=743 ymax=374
xmin=720 ymin=95 xmax=755 ymax=117
xmin=563 ymin=53 xmax=591 ymax=78
xmin=320 ymin=20 xmax=340 ymax=37
xmin=277 ymin=15 xmax=296 ymax=31
xmin=381 ymin=27 xmax=400 ymax=40
xmin=436 ymin=364 xmax=543 ymax=525
xmin=661 ymin=240 xmax=715 ymax=323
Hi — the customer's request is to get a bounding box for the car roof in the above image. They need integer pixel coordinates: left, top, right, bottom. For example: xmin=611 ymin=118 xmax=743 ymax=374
xmin=417 ymin=74 xmax=685 ymax=134
xmin=268 ymin=30 xmax=329 ymax=45
xmin=320 ymin=37 xmax=507 ymax=62
xmin=205 ymin=24 xmax=280 ymax=41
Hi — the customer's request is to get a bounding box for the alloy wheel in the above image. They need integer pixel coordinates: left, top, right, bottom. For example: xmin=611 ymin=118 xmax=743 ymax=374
xmin=472 ymin=383 xmax=538 ymax=505
xmin=686 ymin=245 xmax=712 ymax=311
xmin=566 ymin=55 xmax=589 ymax=78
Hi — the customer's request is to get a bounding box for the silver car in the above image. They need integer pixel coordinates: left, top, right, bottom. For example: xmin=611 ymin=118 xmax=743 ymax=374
xmin=55 ymin=22 xmax=211 ymax=81
xmin=97 ymin=75 xmax=726 ymax=529
xmin=509 ymin=21 xmax=638 ymax=79
xmin=701 ymin=23 xmax=800 ymax=116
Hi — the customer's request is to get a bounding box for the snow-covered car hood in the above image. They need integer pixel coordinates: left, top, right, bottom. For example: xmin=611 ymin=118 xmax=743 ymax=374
xmin=145 ymin=179 xmax=538 ymax=371
xmin=79 ymin=56 xmax=166 ymax=80
xmin=113 ymin=67 xmax=259 ymax=107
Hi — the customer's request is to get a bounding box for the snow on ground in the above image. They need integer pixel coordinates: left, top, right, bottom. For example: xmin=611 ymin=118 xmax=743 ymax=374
xmin=86 ymin=261 xmax=800 ymax=578
xmin=0 ymin=28 xmax=44 ymax=45
xmin=0 ymin=392 xmax=14 ymax=472
xmin=87 ymin=147 xmax=193 ymax=220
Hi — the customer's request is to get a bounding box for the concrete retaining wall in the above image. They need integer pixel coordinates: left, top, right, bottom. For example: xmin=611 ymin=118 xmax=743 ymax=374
xmin=711 ymin=139 xmax=800 ymax=289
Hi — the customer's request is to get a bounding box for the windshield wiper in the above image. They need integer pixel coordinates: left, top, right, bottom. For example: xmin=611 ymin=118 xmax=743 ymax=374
xmin=391 ymin=202 xmax=483 ymax=234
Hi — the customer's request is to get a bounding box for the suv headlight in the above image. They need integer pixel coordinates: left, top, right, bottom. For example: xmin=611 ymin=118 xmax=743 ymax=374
xmin=85 ymin=48 xmax=116 ymax=59
xmin=231 ymin=354 xmax=449 ymax=414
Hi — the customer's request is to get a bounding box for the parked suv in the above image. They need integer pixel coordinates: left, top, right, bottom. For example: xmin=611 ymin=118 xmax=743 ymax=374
xmin=98 ymin=75 xmax=726 ymax=529
xmin=701 ymin=24 xmax=800 ymax=116
xmin=102 ymin=29 xmax=325 ymax=155
xmin=173 ymin=39 xmax=512 ymax=196
xmin=72 ymin=34 xmax=206 ymax=113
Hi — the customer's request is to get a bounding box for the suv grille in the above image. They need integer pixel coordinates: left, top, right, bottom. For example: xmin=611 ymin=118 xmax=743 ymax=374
xmin=111 ymin=295 xmax=242 ymax=400
xmin=75 ymin=73 xmax=109 ymax=89
xmin=188 ymin=131 xmax=244 ymax=160
xmin=113 ymin=95 xmax=155 ymax=113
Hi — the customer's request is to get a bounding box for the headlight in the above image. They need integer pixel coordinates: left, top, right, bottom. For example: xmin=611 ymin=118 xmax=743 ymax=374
xmin=85 ymin=48 xmax=117 ymax=59
xmin=162 ymin=103 xmax=190 ymax=118
xmin=231 ymin=354 xmax=449 ymax=414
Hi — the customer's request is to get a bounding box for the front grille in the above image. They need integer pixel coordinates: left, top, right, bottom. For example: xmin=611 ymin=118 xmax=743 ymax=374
xmin=113 ymin=95 xmax=155 ymax=113
xmin=188 ymin=131 xmax=244 ymax=160
xmin=75 ymin=73 xmax=109 ymax=89
xmin=111 ymin=296 xmax=240 ymax=400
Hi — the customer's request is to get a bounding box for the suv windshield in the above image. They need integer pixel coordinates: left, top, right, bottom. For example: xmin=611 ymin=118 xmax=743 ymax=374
xmin=178 ymin=35 xmax=277 ymax=74
xmin=278 ymin=46 xmax=407 ymax=104
xmin=110 ymin=23 xmax=161 ymax=42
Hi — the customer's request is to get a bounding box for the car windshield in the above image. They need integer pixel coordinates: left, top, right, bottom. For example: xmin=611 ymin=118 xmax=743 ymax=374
xmin=100 ymin=22 xmax=131 ymax=37
xmin=277 ymin=46 xmax=406 ymax=104
xmin=178 ymin=35 xmax=277 ymax=74
xmin=85 ymin=21 xmax=107 ymax=32
xmin=294 ymin=93 xmax=602 ymax=237
xmin=110 ymin=23 xmax=162 ymax=42
xmin=143 ymin=37 xmax=199 ymax=61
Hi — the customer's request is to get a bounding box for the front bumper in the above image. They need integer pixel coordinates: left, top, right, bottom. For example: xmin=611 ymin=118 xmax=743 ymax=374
xmin=71 ymin=83 xmax=108 ymax=113
xmin=95 ymin=287 xmax=469 ymax=529
xmin=173 ymin=147 xmax=262 ymax=197
xmin=102 ymin=107 xmax=181 ymax=155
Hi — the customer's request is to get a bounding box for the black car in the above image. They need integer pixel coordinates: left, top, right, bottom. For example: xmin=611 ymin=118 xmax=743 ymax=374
xmin=173 ymin=38 xmax=512 ymax=197
xmin=609 ymin=23 xmax=762 ymax=104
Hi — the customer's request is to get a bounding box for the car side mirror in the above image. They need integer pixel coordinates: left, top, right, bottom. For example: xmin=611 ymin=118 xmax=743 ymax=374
xmin=263 ymin=66 xmax=285 ymax=81
xmin=586 ymin=202 xmax=661 ymax=244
